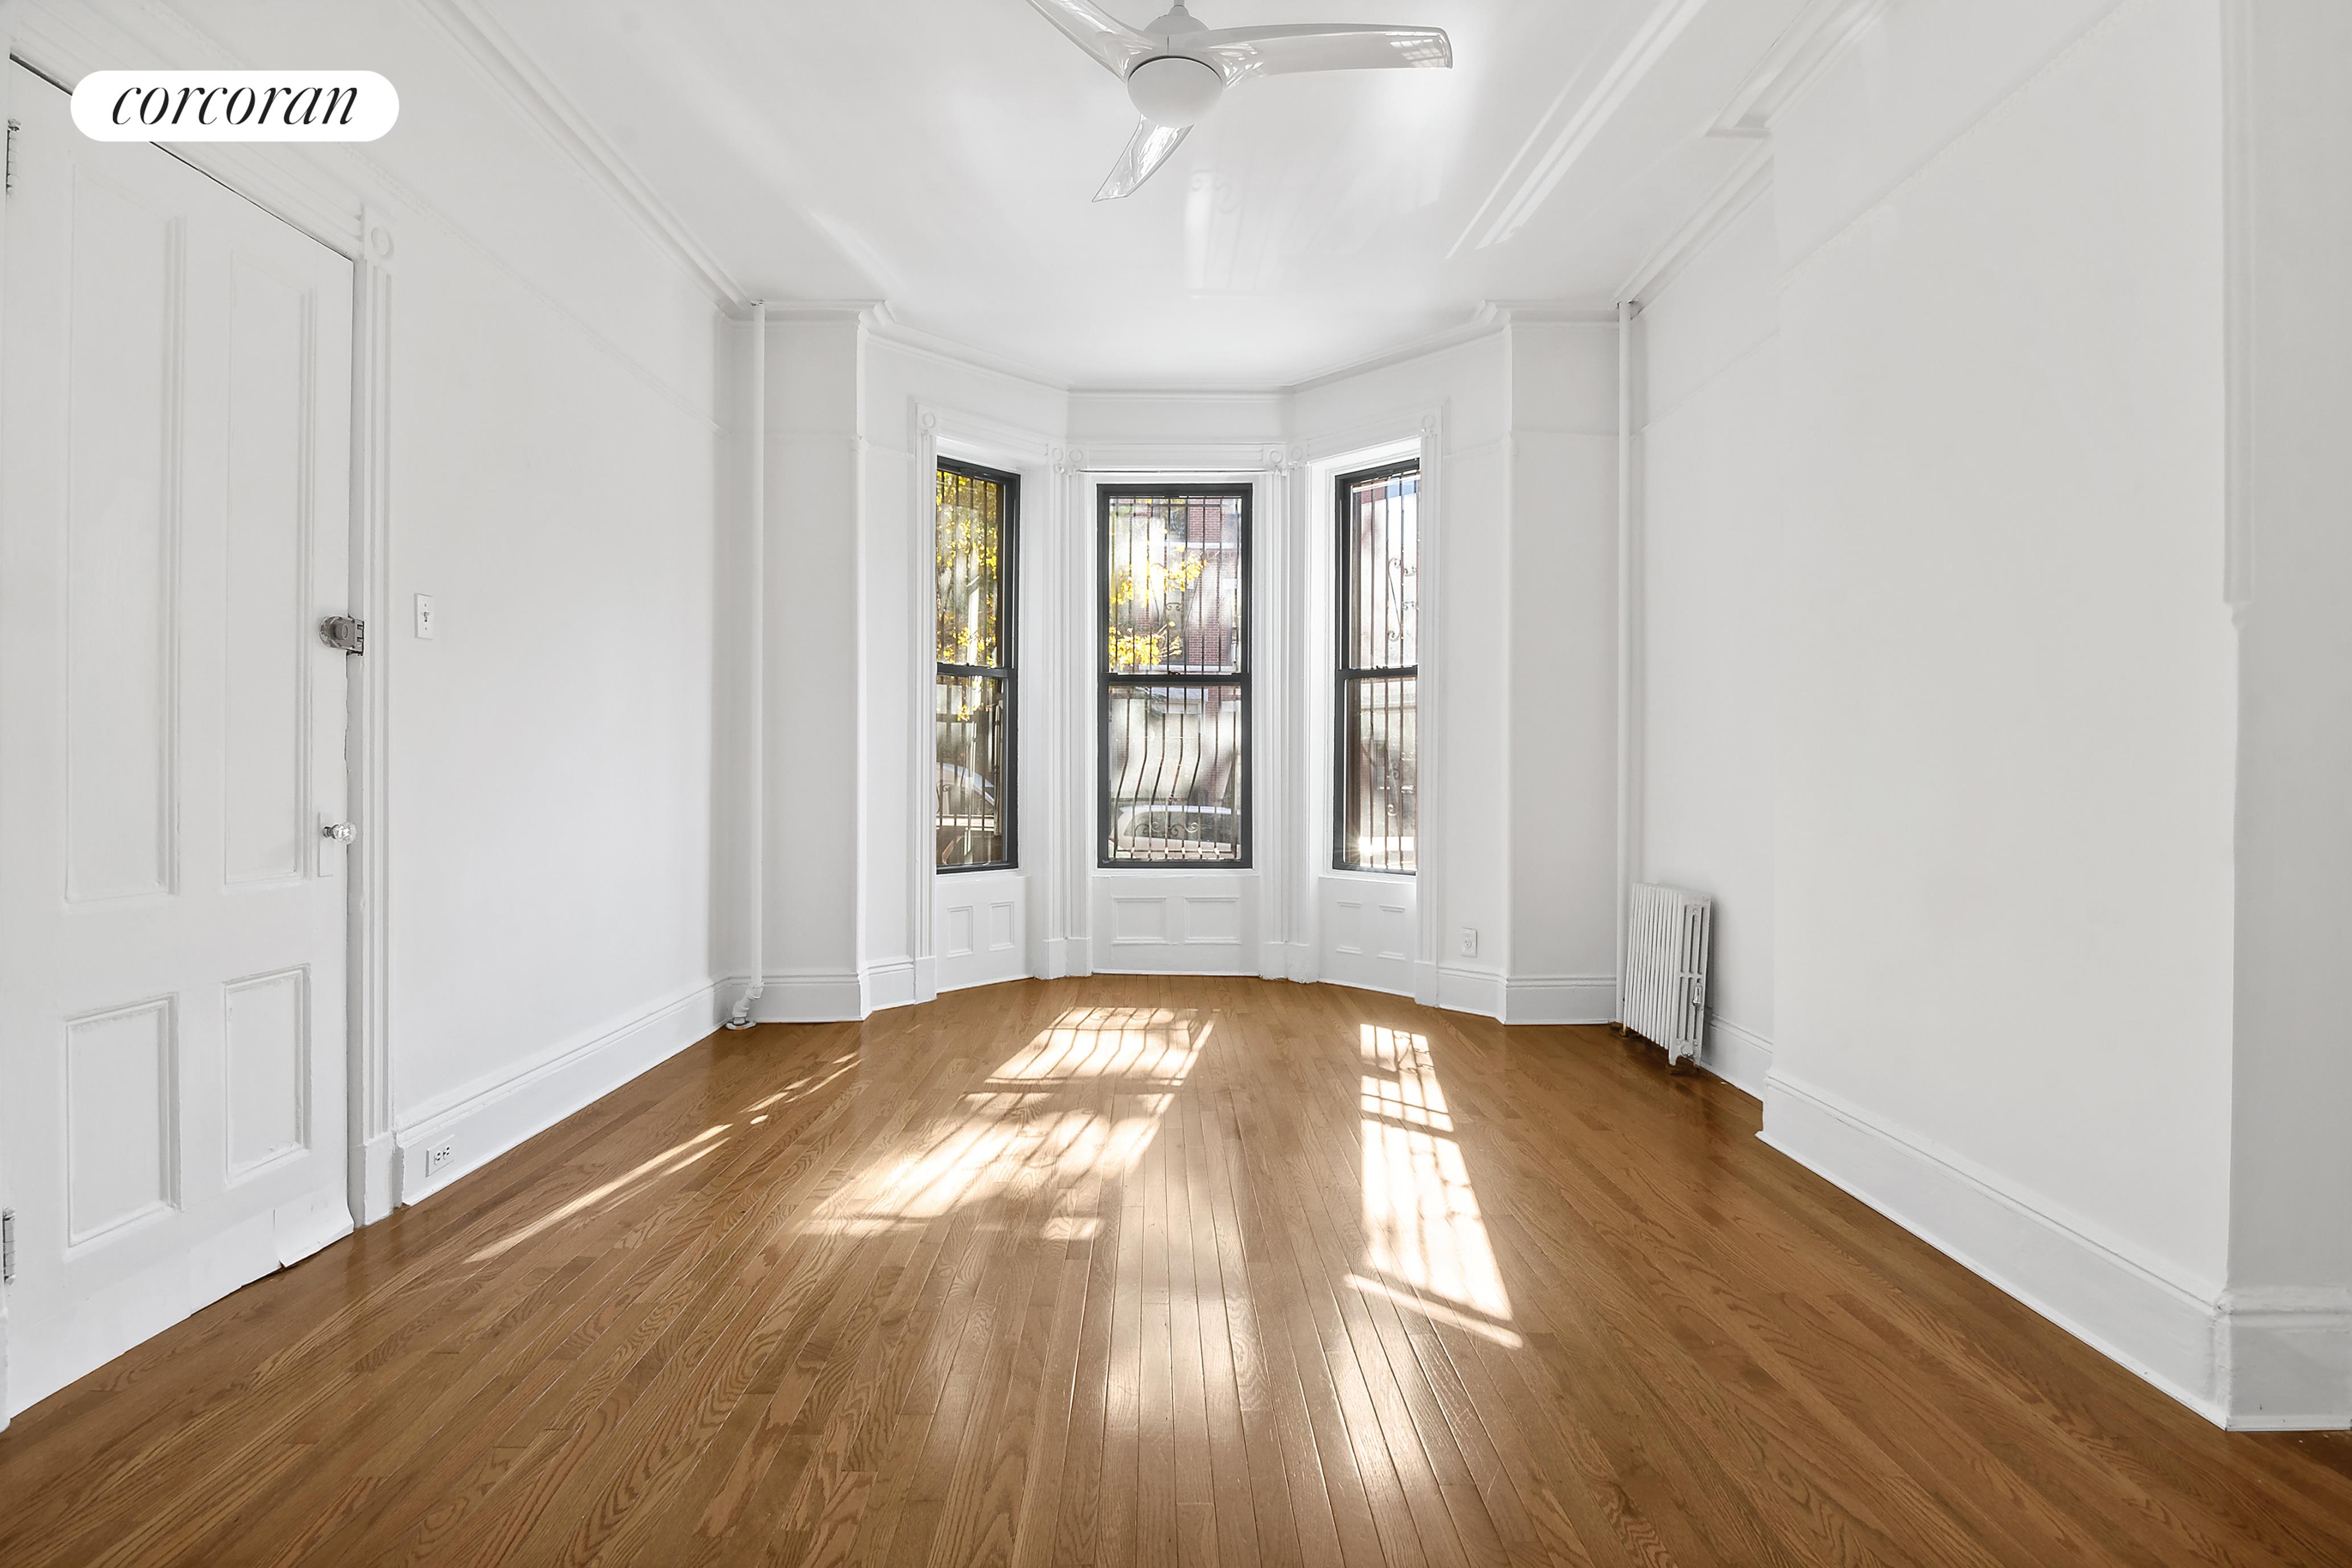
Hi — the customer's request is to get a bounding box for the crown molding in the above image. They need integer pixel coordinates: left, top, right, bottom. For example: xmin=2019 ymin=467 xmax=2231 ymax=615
xmin=1451 ymin=0 xmax=1713 ymax=255
xmin=410 ymin=0 xmax=748 ymax=310
xmin=1287 ymin=300 xmax=1614 ymax=396
xmin=1619 ymin=142 xmax=1775 ymax=306
xmin=1711 ymin=0 xmax=1895 ymax=138
xmin=757 ymin=299 xmax=885 ymax=325
xmin=863 ymin=305 xmax=1075 ymax=394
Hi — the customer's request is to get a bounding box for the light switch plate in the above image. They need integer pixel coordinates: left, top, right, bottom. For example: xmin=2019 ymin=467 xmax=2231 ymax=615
xmin=414 ymin=592 xmax=436 ymax=639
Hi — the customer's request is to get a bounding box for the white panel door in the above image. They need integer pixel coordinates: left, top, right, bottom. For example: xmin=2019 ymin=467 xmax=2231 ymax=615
xmin=0 ymin=67 xmax=355 ymax=1418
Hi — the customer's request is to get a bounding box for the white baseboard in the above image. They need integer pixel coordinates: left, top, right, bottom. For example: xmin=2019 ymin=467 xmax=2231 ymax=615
xmin=1701 ymin=1013 xmax=1774 ymax=1100
xmin=862 ymin=958 xmax=918 ymax=1014
xmin=350 ymin=1132 xmax=399 ymax=1225
xmin=5 ymin=1192 xmax=349 ymax=1419
xmin=1434 ymin=963 xmax=1504 ymax=1020
xmin=1760 ymin=1070 xmax=2231 ymax=1425
xmin=1501 ymin=974 xmax=1616 ymax=1026
xmin=2219 ymin=1288 xmax=2352 ymax=1430
xmin=1762 ymin=1069 xmax=2352 ymax=1430
xmin=754 ymin=970 xmax=864 ymax=1022
xmin=395 ymin=979 xmax=725 ymax=1206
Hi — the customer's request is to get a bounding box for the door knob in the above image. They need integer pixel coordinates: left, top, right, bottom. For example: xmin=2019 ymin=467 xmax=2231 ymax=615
xmin=321 ymin=822 xmax=356 ymax=844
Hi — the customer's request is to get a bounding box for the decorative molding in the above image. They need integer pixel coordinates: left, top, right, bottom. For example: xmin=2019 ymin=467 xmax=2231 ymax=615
xmin=1699 ymin=1013 xmax=1773 ymax=1100
xmin=395 ymin=980 xmax=724 ymax=1205
xmin=1710 ymin=0 xmax=1895 ymax=138
xmin=347 ymin=202 xmax=398 ymax=1225
xmin=408 ymin=0 xmax=747 ymax=309
xmin=1618 ymin=143 xmax=1775 ymax=306
xmin=1452 ymin=0 xmax=1714 ymax=255
xmin=1760 ymin=1070 xmax=2232 ymax=1427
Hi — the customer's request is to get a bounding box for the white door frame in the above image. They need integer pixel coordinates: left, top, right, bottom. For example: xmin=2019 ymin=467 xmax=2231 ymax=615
xmin=0 ymin=15 xmax=399 ymax=1426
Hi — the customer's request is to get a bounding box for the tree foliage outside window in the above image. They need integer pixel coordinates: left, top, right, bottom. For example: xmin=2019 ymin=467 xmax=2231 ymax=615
xmin=1101 ymin=489 xmax=1249 ymax=865
xmin=1336 ymin=464 xmax=1417 ymax=873
xmin=938 ymin=462 xmax=1016 ymax=869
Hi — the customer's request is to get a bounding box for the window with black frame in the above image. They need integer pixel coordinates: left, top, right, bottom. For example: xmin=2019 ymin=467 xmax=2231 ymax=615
xmin=1335 ymin=462 xmax=1417 ymax=873
xmin=936 ymin=460 xmax=1016 ymax=869
xmin=1101 ymin=487 xmax=1249 ymax=865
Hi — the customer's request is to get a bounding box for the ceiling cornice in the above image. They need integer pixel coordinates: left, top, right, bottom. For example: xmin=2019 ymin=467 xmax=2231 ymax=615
xmin=1617 ymin=142 xmax=1774 ymax=306
xmin=1449 ymin=0 xmax=1714 ymax=256
xmin=1285 ymin=301 xmax=1616 ymax=396
xmin=410 ymin=0 xmax=750 ymax=311
xmin=1710 ymin=0 xmax=1896 ymax=138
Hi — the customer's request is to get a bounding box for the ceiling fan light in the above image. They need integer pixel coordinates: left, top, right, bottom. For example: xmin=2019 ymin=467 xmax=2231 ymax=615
xmin=1125 ymin=55 xmax=1223 ymax=127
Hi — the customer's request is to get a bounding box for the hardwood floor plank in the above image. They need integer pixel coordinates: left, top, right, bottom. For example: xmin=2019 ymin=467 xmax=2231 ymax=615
xmin=1 ymin=979 xmax=2345 ymax=1568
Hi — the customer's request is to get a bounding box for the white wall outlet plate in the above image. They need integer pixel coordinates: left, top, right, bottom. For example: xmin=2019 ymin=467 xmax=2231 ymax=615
xmin=1458 ymin=927 xmax=1477 ymax=958
xmin=424 ymin=1140 xmax=455 ymax=1177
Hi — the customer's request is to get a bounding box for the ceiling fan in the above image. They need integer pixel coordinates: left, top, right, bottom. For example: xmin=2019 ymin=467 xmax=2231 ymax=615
xmin=1023 ymin=0 xmax=1454 ymax=200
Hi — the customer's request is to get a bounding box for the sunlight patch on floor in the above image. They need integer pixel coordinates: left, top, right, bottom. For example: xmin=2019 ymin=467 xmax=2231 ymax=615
xmin=808 ymin=1006 xmax=1204 ymax=1237
xmin=467 ymin=1124 xmax=731 ymax=1264
xmin=1358 ymin=1022 xmax=1515 ymax=1328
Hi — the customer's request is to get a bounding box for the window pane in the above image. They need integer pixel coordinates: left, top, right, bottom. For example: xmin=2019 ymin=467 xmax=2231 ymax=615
xmin=1105 ymin=683 xmax=1243 ymax=864
xmin=938 ymin=466 xmax=1005 ymax=668
xmin=1107 ymin=493 xmax=1244 ymax=675
xmin=936 ymin=674 xmax=1009 ymax=868
xmin=1340 ymin=676 xmax=1416 ymax=873
xmin=1344 ymin=469 xmax=1417 ymax=671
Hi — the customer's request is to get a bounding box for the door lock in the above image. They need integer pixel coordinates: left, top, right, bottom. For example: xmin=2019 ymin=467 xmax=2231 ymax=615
xmin=319 ymin=615 xmax=364 ymax=654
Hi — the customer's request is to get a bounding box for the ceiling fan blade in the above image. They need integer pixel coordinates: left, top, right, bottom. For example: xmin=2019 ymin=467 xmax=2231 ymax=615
xmin=1023 ymin=0 xmax=1156 ymax=76
xmin=1094 ymin=118 xmax=1192 ymax=201
xmin=1193 ymin=24 xmax=1453 ymax=82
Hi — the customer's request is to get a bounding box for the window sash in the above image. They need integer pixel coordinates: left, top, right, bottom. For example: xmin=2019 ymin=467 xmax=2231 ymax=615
xmin=1099 ymin=486 xmax=1252 ymax=868
xmin=938 ymin=459 xmax=1017 ymax=872
xmin=1335 ymin=462 xmax=1418 ymax=874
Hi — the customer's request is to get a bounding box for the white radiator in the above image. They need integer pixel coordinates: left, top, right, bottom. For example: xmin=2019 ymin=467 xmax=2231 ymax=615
xmin=1622 ymin=883 xmax=1713 ymax=1067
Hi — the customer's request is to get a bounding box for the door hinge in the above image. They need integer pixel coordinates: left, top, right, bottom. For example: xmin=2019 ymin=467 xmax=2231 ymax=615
xmin=319 ymin=614 xmax=365 ymax=655
xmin=2 ymin=1208 xmax=15 ymax=1285
xmin=6 ymin=119 xmax=20 ymax=194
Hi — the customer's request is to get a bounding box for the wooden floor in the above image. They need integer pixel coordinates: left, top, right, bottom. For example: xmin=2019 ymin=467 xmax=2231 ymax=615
xmin=3 ymin=978 xmax=2349 ymax=1567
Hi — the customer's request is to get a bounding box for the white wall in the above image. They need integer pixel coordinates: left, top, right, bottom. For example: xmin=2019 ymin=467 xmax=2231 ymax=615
xmin=2222 ymin=0 xmax=2352 ymax=1425
xmin=1633 ymin=190 xmax=1782 ymax=1094
xmin=1290 ymin=324 xmax=1619 ymax=1024
xmin=1505 ymin=321 xmax=1621 ymax=1024
xmin=1616 ymin=0 xmax=2351 ymax=1423
xmin=758 ymin=316 xmax=867 ymax=1020
xmin=747 ymin=317 xmax=1621 ymax=1028
xmin=51 ymin=0 xmax=740 ymax=1206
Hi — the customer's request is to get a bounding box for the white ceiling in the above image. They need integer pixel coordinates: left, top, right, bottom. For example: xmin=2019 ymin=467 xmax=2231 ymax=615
xmin=481 ymin=0 xmax=1815 ymax=388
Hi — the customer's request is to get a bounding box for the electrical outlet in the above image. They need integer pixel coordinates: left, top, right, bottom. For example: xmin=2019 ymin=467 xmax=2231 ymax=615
xmin=425 ymin=1140 xmax=456 ymax=1178
xmin=1458 ymin=927 xmax=1478 ymax=958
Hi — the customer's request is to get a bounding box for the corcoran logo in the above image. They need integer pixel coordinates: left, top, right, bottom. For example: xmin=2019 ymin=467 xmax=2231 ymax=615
xmin=71 ymin=71 xmax=398 ymax=142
